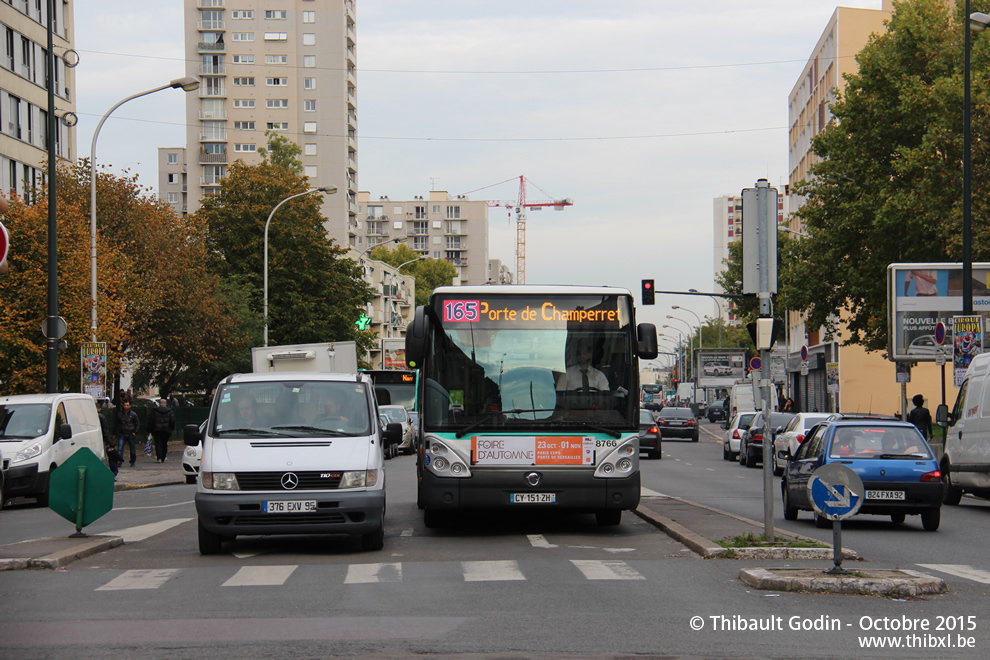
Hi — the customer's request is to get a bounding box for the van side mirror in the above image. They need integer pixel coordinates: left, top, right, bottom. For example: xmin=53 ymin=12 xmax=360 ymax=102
xmin=58 ymin=423 xmax=72 ymax=440
xmin=935 ymin=403 xmax=952 ymax=428
xmin=184 ymin=423 xmax=203 ymax=446
xmin=383 ymin=422 xmax=403 ymax=446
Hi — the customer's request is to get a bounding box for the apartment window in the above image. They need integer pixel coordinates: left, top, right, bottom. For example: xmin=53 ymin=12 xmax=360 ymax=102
xmin=233 ymin=77 xmax=255 ymax=86
xmin=304 ymin=100 xmax=316 ymax=112
xmin=302 ymin=33 xmax=316 ymax=46
xmin=304 ymin=143 xmax=317 ymax=155
xmin=303 ymin=121 xmax=317 ymax=133
xmin=202 ymin=121 xmax=225 ymax=140
xmin=446 ymin=206 xmax=461 ymax=219
xmin=5 ymin=26 xmax=14 ymax=70
xmin=234 ymin=143 xmax=256 ymax=152
xmin=233 ymin=99 xmax=255 ymax=108
xmin=413 ymin=236 xmax=428 ymax=251
xmin=264 ymin=33 xmax=288 ymax=41
xmin=304 ymin=165 xmax=317 ymax=178
xmin=266 ymin=122 xmax=289 ymax=131
xmin=432 ymin=205 xmax=441 ymax=214
xmin=233 ymin=121 xmax=255 ymax=130
xmin=302 ymin=11 xmax=315 ymax=23
xmin=266 ymin=77 xmax=288 ymax=86
xmin=231 ymin=10 xmax=253 ymax=19
xmin=167 ymin=192 xmax=180 ymax=203
xmin=412 ymin=221 xmax=428 ymax=234
xmin=167 ymin=153 xmax=178 ymax=165
xmin=167 ymin=173 xmax=178 ymax=184
xmin=232 ymin=54 xmax=254 ymax=64
xmin=265 ymin=10 xmax=287 ymax=19
xmin=414 ymin=207 xmax=427 ymax=220
xmin=266 ymin=55 xmax=287 ymax=65
xmin=303 ymin=55 xmax=316 ymax=68
xmin=303 ymin=77 xmax=316 ymax=90
xmin=232 ymin=32 xmax=254 ymax=41
xmin=267 ymin=99 xmax=288 ymax=109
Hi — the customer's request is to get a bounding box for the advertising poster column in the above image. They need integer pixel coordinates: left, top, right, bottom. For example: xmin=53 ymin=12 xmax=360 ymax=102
xmin=80 ymin=342 xmax=107 ymax=399
xmin=952 ymin=316 xmax=983 ymax=387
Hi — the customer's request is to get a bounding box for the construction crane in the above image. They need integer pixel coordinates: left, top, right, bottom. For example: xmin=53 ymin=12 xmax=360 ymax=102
xmin=460 ymin=175 xmax=572 ymax=284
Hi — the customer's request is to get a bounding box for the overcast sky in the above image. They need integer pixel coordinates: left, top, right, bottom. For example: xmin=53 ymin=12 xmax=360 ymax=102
xmin=73 ymin=0 xmax=884 ymax=339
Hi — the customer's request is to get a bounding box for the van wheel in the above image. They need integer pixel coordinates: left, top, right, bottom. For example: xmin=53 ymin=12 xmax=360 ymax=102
xmin=596 ymin=510 xmax=622 ymax=526
xmin=198 ymin=519 xmax=222 ymax=555
xmin=424 ymin=508 xmax=447 ymax=528
xmin=942 ymin=463 xmax=963 ymax=506
xmin=921 ymin=508 xmax=941 ymax=531
xmin=36 ymin=487 xmax=50 ymax=508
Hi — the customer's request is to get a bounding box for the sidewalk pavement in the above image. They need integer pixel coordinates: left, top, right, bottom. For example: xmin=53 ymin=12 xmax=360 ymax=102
xmin=112 ymin=438 xmax=189 ymax=492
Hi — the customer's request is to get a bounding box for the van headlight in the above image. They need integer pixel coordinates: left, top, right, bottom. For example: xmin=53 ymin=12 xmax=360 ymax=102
xmin=202 ymin=472 xmax=239 ymax=490
xmin=13 ymin=442 xmax=43 ymax=463
xmin=340 ymin=470 xmax=379 ymax=488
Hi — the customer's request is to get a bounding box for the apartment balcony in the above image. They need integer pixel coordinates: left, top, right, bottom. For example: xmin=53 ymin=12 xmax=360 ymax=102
xmin=448 ymin=258 xmax=469 ymax=267
xmin=199 ymin=86 xmax=227 ymax=98
xmin=197 ymin=20 xmax=225 ymax=31
xmin=199 ymin=109 xmax=227 ymax=119
xmin=200 ymin=131 xmax=227 ymax=141
xmin=198 ymin=42 xmax=226 ymax=53
xmin=198 ymin=0 xmax=225 ymax=7
xmin=199 ymin=64 xmax=226 ymax=76
xmin=200 ymin=176 xmax=224 ymax=186
xmin=366 ymin=227 xmax=389 ymax=237
xmin=199 ymin=152 xmax=228 ymax=164
xmin=347 ymin=136 xmax=357 ymax=151
xmin=445 ymin=242 xmax=467 ymax=251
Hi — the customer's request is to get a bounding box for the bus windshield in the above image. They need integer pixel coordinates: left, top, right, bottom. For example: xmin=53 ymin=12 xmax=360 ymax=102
xmin=422 ymin=293 xmax=636 ymax=433
xmin=363 ymin=370 xmax=418 ymax=410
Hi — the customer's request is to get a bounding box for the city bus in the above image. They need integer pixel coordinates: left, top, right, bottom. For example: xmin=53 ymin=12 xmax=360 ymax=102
xmin=403 ymin=285 xmax=658 ymax=527
xmin=362 ymin=369 xmax=419 ymax=411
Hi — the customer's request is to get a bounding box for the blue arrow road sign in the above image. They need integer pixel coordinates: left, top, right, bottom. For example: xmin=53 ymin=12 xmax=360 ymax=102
xmin=808 ymin=463 xmax=864 ymax=521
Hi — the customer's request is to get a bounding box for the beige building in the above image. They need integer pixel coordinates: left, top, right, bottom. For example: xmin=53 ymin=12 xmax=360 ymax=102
xmin=784 ymin=0 xmax=941 ymax=415
xmin=166 ymin=0 xmax=357 ymax=243
xmin=1 ymin=0 xmax=75 ymax=195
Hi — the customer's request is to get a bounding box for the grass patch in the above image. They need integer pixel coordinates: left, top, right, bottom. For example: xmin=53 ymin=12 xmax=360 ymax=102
xmin=717 ymin=532 xmax=828 ymax=549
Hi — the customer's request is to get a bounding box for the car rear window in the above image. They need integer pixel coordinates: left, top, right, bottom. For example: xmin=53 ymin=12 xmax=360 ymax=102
xmin=640 ymin=410 xmax=655 ymax=424
xmin=738 ymin=413 xmax=756 ymax=428
xmin=828 ymin=425 xmax=932 ymax=459
xmin=660 ymin=408 xmax=693 ymax=419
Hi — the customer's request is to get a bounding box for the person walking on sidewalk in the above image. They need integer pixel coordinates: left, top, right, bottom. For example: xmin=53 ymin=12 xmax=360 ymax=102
xmin=97 ymin=398 xmax=121 ymax=477
xmin=907 ymin=394 xmax=933 ymax=441
xmin=113 ymin=400 xmax=141 ymax=467
xmin=148 ymin=398 xmax=176 ymax=463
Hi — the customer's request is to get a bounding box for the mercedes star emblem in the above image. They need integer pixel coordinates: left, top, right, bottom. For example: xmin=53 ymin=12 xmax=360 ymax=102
xmin=281 ymin=472 xmax=299 ymax=490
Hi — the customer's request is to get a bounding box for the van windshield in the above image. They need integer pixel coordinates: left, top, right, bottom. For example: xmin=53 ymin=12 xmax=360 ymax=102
xmin=212 ymin=381 xmax=371 ymax=437
xmin=0 ymin=404 xmax=52 ymax=440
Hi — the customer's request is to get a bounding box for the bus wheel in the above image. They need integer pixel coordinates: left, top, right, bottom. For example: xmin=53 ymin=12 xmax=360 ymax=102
xmin=596 ymin=510 xmax=621 ymax=526
xmin=424 ymin=508 xmax=447 ymax=529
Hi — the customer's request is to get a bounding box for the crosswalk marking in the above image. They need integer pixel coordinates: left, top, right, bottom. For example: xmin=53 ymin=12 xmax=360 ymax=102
xmin=345 ymin=563 xmax=402 ymax=584
xmin=527 ymin=534 xmax=556 ymax=548
xmin=917 ymin=564 xmax=990 ymax=584
xmin=570 ymin=559 xmax=645 ymax=580
xmin=222 ymin=565 xmax=297 ymax=587
xmin=462 ymin=560 xmax=525 ymax=581
xmin=102 ymin=518 xmax=193 ymax=543
xmin=96 ymin=568 xmax=179 ymax=591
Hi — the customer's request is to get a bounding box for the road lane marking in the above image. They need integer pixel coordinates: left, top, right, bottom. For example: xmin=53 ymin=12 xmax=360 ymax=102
xmin=462 ymin=560 xmax=525 ymax=581
xmin=344 ymin=563 xmax=402 ymax=583
xmin=570 ymin=559 xmax=645 ymax=580
xmin=527 ymin=534 xmax=557 ymax=548
xmin=113 ymin=500 xmax=195 ymax=511
xmin=103 ymin=518 xmax=193 ymax=543
xmin=400 ymin=528 xmax=414 ymax=537
xmin=223 ymin=565 xmax=297 ymax=587
xmin=917 ymin=564 xmax=990 ymax=584
xmin=641 ymin=487 xmax=666 ymax=497
xmin=96 ymin=569 xmax=178 ymax=590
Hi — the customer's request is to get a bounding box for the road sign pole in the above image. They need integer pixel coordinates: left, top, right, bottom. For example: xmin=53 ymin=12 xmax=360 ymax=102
xmin=828 ymin=520 xmax=844 ymax=574
xmin=71 ymin=466 xmax=88 ymax=538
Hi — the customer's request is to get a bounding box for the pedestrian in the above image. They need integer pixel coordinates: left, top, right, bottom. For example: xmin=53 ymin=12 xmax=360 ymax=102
xmin=113 ymin=399 xmax=141 ymax=467
xmin=782 ymin=397 xmax=795 ymax=412
xmin=97 ymin=398 xmax=121 ymax=478
xmin=168 ymin=393 xmax=180 ymax=408
xmin=202 ymin=389 xmax=214 ymax=408
xmin=148 ymin=398 xmax=176 ymax=463
xmin=907 ymin=394 xmax=933 ymax=441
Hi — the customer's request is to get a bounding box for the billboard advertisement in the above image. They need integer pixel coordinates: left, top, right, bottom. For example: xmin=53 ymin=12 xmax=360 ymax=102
xmin=697 ymin=350 xmax=747 ymax=388
xmin=80 ymin=342 xmax=107 ymax=399
xmin=887 ymin=263 xmax=990 ymax=361
xmin=382 ymin=338 xmax=407 ymax=370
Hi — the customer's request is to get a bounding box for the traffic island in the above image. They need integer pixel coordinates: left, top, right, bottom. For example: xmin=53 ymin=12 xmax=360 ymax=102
xmin=739 ymin=567 xmax=947 ymax=598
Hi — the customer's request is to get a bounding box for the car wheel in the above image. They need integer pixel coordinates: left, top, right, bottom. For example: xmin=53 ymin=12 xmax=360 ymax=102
xmin=185 ymin=474 xmax=197 ymax=485
xmin=942 ymin=462 xmax=963 ymax=506
xmin=890 ymin=513 xmax=905 ymax=524
xmin=0 ymin=478 xmax=5 ymax=511
xmin=772 ymin=452 xmax=784 ymax=477
xmin=745 ymin=449 xmax=759 ymax=468
xmin=198 ymin=518 xmax=222 ymax=555
xmin=781 ymin=482 xmax=798 ymax=521
xmin=596 ymin=510 xmax=622 ymax=526
xmin=921 ymin=507 xmax=941 ymax=531
xmin=691 ymin=433 xmax=699 ymax=443
xmin=815 ymin=514 xmax=831 ymax=529
xmin=722 ymin=443 xmax=731 ymax=461
xmin=739 ymin=444 xmax=748 ymax=466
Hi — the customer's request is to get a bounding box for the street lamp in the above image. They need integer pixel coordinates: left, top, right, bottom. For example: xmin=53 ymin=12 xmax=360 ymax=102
xmin=264 ymin=186 xmax=337 ymax=346
xmin=666 ymin=314 xmax=695 ymax=371
xmin=661 ymin=325 xmax=685 ymax=383
xmin=689 ymin=288 xmax=723 ymax=348
xmin=672 ymin=306 xmax=702 ymax=351
xmin=356 ymin=235 xmax=409 ymax=260
xmin=89 ymin=76 xmax=200 ymax=342
xmin=964 ymin=8 xmax=990 ymax=314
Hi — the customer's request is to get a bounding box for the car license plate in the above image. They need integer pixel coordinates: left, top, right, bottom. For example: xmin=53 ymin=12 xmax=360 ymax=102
xmin=509 ymin=493 xmax=556 ymax=504
xmin=866 ymin=490 xmax=905 ymax=500
xmin=263 ymin=500 xmax=317 ymax=513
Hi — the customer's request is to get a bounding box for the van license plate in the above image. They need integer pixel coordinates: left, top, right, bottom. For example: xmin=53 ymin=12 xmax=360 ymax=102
xmin=865 ymin=490 xmax=905 ymax=500
xmin=263 ymin=500 xmax=317 ymax=513
xmin=510 ymin=493 xmax=556 ymax=503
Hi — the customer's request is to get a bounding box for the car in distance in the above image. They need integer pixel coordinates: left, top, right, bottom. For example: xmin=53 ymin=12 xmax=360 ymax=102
xmin=638 ymin=409 xmax=661 ymax=459
xmin=182 ymin=421 xmax=207 ymax=484
xmin=379 ymin=405 xmax=414 ymax=455
xmin=771 ymin=412 xmax=831 ymax=476
xmin=779 ymin=419 xmax=943 ymax=530
xmin=707 ymin=398 xmax=728 ymax=423
xmin=739 ymin=411 xmax=795 ymax=468
xmin=721 ymin=411 xmax=757 ymax=461
xmin=654 ymin=407 xmax=698 ymax=442
xmin=906 ymin=334 xmax=940 ymax=358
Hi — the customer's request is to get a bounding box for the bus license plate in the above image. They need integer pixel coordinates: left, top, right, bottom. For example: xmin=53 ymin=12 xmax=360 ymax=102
xmin=510 ymin=493 xmax=556 ymax=504
xmin=263 ymin=500 xmax=317 ymax=513
xmin=865 ymin=490 xmax=905 ymax=500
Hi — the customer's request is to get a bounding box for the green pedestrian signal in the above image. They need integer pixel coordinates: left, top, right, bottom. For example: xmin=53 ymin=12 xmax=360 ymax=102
xmin=356 ymin=313 xmax=372 ymax=330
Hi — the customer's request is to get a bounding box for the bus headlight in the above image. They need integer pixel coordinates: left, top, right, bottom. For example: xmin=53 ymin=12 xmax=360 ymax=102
xmin=594 ymin=436 xmax=639 ymax=478
xmin=617 ymin=457 xmax=633 ymax=472
xmin=423 ymin=437 xmax=471 ymax=478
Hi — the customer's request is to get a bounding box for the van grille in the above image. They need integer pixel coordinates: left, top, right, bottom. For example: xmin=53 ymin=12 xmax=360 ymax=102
xmin=231 ymin=512 xmax=348 ymax=526
xmin=234 ymin=471 xmax=343 ymax=490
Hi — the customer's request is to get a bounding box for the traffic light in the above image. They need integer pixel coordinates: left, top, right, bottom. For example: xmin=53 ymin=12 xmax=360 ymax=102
xmin=671 ymin=378 xmax=679 ymax=389
xmin=641 ymin=279 xmax=655 ymax=305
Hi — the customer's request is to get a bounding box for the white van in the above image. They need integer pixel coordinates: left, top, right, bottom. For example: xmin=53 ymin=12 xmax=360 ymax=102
xmin=186 ymin=372 xmax=401 ymax=554
xmin=939 ymin=351 xmax=990 ymax=503
xmin=0 ymin=393 xmax=106 ymax=506
xmin=729 ymin=381 xmax=778 ymax=417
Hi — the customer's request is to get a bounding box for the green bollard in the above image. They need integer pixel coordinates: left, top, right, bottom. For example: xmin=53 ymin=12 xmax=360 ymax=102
xmin=69 ymin=465 xmax=88 ymax=538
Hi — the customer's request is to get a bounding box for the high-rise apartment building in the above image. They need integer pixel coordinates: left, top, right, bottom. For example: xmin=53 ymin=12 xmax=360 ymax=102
xmin=169 ymin=0 xmax=356 ymax=242
xmin=1 ymin=0 xmax=75 ymax=195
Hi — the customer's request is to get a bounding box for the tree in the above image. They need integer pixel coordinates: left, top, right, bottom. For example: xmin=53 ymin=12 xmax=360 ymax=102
xmin=784 ymin=0 xmax=990 ymax=353
xmin=196 ymin=135 xmax=374 ymax=350
xmin=368 ymin=243 xmax=458 ymax=307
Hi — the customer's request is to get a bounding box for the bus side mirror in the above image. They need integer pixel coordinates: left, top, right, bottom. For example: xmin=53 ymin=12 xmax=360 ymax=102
xmin=637 ymin=323 xmax=658 ymax=360
xmin=405 ymin=306 xmax=430 ymax=369
xmin=935 ymin=403 xmax=952 ymax=428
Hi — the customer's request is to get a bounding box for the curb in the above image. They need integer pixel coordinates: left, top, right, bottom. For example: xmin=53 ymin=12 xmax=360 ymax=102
xmin=0 ymin=535 xmax=124 ymax=572
xmin=114 ymin=478 xmax=185 ymax=492
xmin=739 ymin=567 xmax=947 ymax=597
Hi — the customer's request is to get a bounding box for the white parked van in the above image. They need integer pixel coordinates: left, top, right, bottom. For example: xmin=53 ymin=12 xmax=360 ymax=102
xmin=940 ymin=351 xmax=990 ymax=503
xmin=186 ymin=372 xmax=401 ymax=554
xmin=0 ymin=393 xmax=106 ymax=506
xmin=729 ymin=381 xmax=778 ymax=417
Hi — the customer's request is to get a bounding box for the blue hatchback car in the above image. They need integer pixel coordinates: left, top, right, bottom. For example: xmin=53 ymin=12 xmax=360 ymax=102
xmin=779 ymin=419 xmax=944 ymax=531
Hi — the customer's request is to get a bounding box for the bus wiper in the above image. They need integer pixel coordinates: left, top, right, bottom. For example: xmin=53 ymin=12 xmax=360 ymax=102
xmin=270 ymin=425 xmax=349 ymax=436
xmin=455 ymin=409 xmax=547 ymax=438
xmin=216 ymin=428 xmax=290 ymax=436
xmin=529 ymin=418 xmax=622 ymax=439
